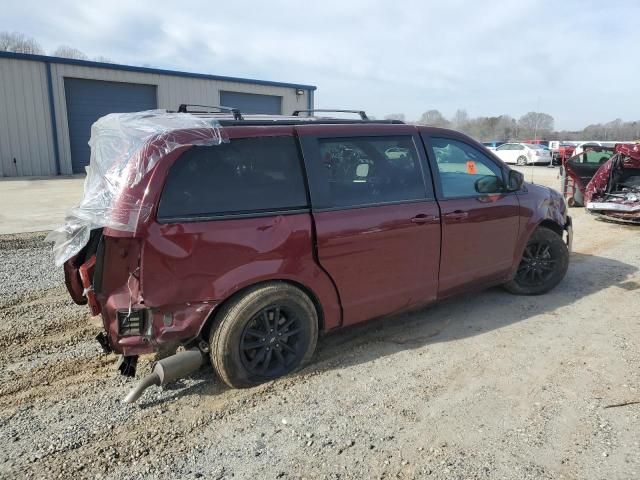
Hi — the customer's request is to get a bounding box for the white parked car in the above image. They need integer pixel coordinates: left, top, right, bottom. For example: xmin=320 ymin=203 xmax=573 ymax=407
xmin=493 ymin=143 xmax=552 ymax=165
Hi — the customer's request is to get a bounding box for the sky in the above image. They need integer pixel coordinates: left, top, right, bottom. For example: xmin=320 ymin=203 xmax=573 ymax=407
xmin=3 ymin=0 xmax=639 ymax=130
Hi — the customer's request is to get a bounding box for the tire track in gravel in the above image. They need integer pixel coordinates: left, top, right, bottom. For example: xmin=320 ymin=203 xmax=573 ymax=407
xmin=0 ymin=353 xmax=113 ymax=408
xmin=21 ymin=375 xmax=297 ymax=478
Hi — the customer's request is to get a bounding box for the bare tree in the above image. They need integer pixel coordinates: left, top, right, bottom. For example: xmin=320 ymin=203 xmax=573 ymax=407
xmin=384 ymin=113 xmax=405 ymax=121
xmin=0 ymin=32 xmax=113 ymax=63
xmin=495 ymin=115 xmax=516 ymax=141
xmin=92 ymin=56 xmax=114 ymax=63
xmin=419 ymin=109 xmax=450 ymax=127
xmin=578 ymin=118 xmax=640 ymax=141
xmin=452 ymin=109 xmax=469 ymax=129
xmin=518 ymin=112 xmax=554 ymax=139
xmin=52 ymin=46 xmax=89 ymax=60
xmin=441 ymin=113 xmax=517 ymax=142
xmin=0 ymin=31 xmax=44 ymax=54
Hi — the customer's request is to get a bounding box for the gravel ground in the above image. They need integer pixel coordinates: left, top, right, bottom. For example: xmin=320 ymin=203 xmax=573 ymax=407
xmin=1 ymin=173 xmax=639 ymax=479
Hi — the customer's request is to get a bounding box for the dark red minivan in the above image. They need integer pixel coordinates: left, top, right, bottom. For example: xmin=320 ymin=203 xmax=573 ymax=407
xmin=63 ymin=108 xmax=572 ymax=392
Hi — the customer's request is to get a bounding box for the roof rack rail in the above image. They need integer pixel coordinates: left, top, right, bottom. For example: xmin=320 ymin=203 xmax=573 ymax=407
xmin=292 ymin=109 xmax=369 ymax=120
xmin=177 ymin=104 xmax=244 ymax=121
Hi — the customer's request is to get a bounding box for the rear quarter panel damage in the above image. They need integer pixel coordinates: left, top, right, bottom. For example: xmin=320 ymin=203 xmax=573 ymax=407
xmin=139 ymin=214 xmax=342 ymax=342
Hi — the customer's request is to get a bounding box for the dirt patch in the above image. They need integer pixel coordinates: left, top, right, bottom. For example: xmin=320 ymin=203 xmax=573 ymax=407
xmin=0 ymin=208 xmax=639 ymax=479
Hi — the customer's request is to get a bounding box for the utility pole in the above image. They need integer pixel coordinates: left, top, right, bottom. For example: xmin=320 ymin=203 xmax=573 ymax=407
xmin=533 ymin=96 xmax=541 ymax=142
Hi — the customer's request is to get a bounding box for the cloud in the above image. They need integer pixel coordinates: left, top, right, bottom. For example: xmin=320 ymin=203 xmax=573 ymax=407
xmin=4 ymin=0 xmax=639 ymax=129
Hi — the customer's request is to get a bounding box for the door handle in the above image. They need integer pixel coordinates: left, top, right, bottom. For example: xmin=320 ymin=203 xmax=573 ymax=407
xmin=444 ymin=210 xmax=469 ymax=221
xmin=410 ymin=214 xmax=439 ymax=224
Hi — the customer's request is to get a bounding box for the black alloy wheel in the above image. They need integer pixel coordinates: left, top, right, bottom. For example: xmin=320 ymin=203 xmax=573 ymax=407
xmin=504 ymin=227 xmax=569 ymax=295
xmin=515 ymin=242 xmax=556 ymax=286
xmin=240 ymin=305 xmax=303 ymax=377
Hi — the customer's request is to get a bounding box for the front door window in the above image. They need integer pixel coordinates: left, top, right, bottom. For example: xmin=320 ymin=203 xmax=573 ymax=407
xmin=430 ymin=138 xmax=504 ymax=198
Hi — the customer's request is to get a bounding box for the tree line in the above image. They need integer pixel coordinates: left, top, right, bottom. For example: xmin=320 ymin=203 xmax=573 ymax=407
xmin=0 ymin=31 xmax=111 ymax=62
xmin=385 ymin=110 xmax=640 ymax=142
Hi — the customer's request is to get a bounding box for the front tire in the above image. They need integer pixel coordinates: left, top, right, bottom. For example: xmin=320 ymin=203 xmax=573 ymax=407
xmin=209 ymin=283 xmax=318 ymax=388
xmin=504 ymin=227 xmax=569 ymax=295
xmin=517 ymin=155 xmax=528 ymax=166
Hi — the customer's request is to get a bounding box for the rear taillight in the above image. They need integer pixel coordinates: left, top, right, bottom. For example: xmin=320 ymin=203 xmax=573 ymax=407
xmin=117 ymin=309 xmax=148 ymax=336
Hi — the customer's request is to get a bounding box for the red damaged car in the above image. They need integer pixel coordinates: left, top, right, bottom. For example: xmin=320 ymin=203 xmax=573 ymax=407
xmin=51 ymin=107 xmax=573 ymax=401
xmin=584 ymin=143 xmax=640 ymax=223
xmin=560 ymin=145 xmax=617 ymax=206
xmin=561 ymin=143 xmax=640 ymax=223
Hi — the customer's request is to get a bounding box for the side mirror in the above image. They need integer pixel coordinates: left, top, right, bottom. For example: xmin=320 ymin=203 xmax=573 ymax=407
xmin=474 ymin=175 xmax=504 ymax=194
xmin=507 ymin=170 xmax=524 ymax=191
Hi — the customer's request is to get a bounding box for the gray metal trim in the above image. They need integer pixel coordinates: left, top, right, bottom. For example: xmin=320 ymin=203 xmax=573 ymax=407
xmin=45 ymin=62 xmax=61 ymax=175
xmin=157 ymin=208 xmax=311 ymax=224
xmin=0 ymin=51 xmax=317 ymax=91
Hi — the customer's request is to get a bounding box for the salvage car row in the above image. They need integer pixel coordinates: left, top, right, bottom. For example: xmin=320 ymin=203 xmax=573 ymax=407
xmin=483 ymin=139 xmax=638 ymax=166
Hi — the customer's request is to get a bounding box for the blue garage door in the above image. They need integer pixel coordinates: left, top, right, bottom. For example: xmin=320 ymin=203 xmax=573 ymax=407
xmin=220 ymin=91 xmax=282 ymax=115
xmin=65 ymin=78 xmax=157 ymax=173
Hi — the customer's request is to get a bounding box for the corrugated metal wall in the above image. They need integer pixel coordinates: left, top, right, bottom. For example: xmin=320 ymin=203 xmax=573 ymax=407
xmin=0 ymin=58 xmax=56 ymax=176
xmin=49 ymin=64 xmax=309 ymax=175
xmin=0 ymin=56 xmax=311 ymax=177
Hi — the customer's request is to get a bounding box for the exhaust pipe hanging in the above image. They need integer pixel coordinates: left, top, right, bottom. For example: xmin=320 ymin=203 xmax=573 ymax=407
xmin=123 ymin=349 xmax=205 ymax=403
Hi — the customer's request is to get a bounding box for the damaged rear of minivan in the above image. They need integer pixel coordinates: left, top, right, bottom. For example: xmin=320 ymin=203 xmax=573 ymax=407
xmin=47 ymin=111 xmax=229 ymax=376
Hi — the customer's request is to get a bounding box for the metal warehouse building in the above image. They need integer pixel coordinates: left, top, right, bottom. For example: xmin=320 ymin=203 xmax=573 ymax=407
xmin=0 ymin=52 xmax=316 ymax=177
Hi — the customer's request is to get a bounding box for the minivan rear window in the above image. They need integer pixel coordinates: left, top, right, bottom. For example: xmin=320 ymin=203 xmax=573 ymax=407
xmin=157 ymin=136 xmax=308 ymax=220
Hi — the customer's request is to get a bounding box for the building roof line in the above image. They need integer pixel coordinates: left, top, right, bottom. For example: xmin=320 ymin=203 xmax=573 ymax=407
xmin=0 ymin=51 xmax=317 ymax=91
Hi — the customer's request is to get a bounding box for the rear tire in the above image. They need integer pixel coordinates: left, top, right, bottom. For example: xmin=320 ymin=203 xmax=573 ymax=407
xmin=209 ymin=283 xmax=318 ymax=388
xmin=504 ymin=227 xmax=569 ymax=295
xmin=517 ymin=156 xmax=528 ymax=166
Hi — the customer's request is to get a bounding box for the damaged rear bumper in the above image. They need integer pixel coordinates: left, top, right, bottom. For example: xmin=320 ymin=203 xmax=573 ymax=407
xmin=100 ymin=301 xmax=218 ymax=356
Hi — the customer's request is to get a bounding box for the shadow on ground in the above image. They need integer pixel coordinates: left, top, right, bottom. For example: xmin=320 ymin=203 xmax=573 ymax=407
xmin=137 ymin=250 xmax=637 ymax=406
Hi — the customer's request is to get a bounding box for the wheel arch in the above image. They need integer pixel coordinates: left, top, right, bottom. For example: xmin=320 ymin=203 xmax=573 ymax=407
xmin=509 ymin=217 xmax=566 ymax=280
xmin=199 ymin=279 xmax=326 ymax=343
xmin=504 ymin=221 xmax=570 ymax=295
xmin=537 ymin=219 xmax=563 ymax=236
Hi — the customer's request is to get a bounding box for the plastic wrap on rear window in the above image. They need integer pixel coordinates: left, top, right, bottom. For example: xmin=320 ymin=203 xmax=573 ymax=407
xmin=46 ymin=110 xmax=228 ymax=266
